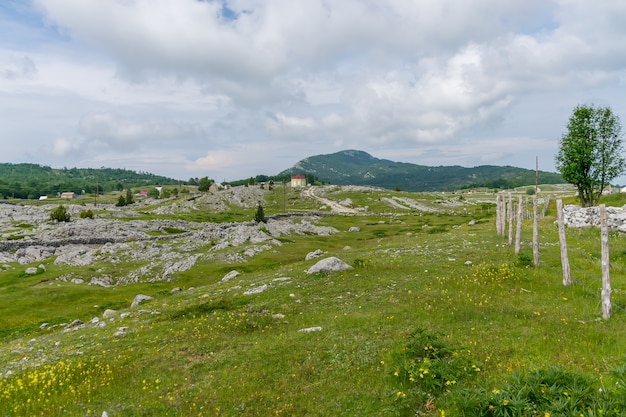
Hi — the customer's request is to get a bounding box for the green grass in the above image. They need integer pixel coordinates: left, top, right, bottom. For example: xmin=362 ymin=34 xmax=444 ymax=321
xmin=1 ymin=187 xmax=626 ymax=416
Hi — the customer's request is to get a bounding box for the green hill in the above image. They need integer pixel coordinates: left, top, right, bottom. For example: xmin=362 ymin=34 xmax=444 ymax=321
xmin=0 ymin=163 xmax=182 ymax=199
xmin=279 ymin=150 xmax=563 ymax=191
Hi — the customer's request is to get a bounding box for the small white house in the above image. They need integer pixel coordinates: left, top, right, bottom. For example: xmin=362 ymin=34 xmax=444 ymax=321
xmin=60 ymin=192 xmax=75 ymax=199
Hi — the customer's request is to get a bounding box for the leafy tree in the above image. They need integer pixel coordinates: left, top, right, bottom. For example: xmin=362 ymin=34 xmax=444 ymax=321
xmin=198 ymin=177 xmax=213 ymax=192
xmin=254 ymin=202 xmax=267 ymax=223
xmin=555 ymin=104 xmax=625 ymax=207
xmin=50 ymin=205 xmax=71 ymax=222
xmin=116 ymin=195 xmax=127 ymax=207
xmin=148 ymin=188 xmax=160 ymax=198
xmin=125 ymin=189 xmax=134 ymax=205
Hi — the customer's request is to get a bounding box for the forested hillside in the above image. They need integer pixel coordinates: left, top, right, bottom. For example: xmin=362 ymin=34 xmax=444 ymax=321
xmin=280 ymin=150 xmax=564 ymax=191
xmin=0 ymin=163 xmax=181 ymax=199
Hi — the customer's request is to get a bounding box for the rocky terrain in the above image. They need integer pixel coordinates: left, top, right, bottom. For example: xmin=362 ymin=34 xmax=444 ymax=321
xmin=0 ymin=186 xmax=337 ymax=285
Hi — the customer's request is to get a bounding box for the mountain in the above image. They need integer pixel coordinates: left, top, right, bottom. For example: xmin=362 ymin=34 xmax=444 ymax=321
xmin=279 ymin=150 xmax=563 ymax=192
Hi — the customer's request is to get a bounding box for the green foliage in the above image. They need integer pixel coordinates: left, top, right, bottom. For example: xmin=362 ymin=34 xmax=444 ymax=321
xmin=278 ymin=150 xmax=563 ymax=192
xmin=0 ymin=163 xmax=181 ymax=199
xmin=115 ymin=195 xmax=126 ymax=207
xmin=148 ymin=188 xmax=160 ymax=198
xmin=125 ymin=188 xmax=134 ymax=205
xmin=449 ymin=367 xmax=626 ymax=416
xmin=254 ymin=202 xmax=267 ymax=223
xmin=79 ymin=209 xmax=94 ymax=219
xmin=198 ymin=176 xmax=213 ymax=192
xmin=525 ymin=188 xmax=535 ymax=195
xmin=555 ymin=104 xmax=625 ymax=207
xmin=49 ymin=205 xmax=70 ymax=222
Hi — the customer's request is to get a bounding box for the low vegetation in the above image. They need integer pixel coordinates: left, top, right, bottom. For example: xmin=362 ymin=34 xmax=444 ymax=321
xmin=1 ymin=185 xmax=626 ymax=416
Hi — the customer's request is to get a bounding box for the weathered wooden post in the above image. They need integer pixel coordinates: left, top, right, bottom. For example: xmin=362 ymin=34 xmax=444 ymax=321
xmin=556 ymin=199 xmax=571 ymax=286
xmin=541 ymin=195 xmax=551 ymax=218
xmin=508 ymin=192 xmax=513 ymax=245
xmin=495 ymin=194 xmax=502 ymax=236
xmin=600 ymin=204 xmax=611 ymax=319
xmin=515 ymin=195 xmax=523 ymax=254
xmin=532 ymin=195 xmax=539 ymax=267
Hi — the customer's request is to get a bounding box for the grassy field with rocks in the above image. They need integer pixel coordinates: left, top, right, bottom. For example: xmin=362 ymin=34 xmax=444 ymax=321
xmin=2 ymin=185 xmax=626 ymax=416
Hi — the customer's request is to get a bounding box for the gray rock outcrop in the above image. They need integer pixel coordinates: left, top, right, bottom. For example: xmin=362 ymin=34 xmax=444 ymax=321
xmin=306 ymin=257 xmax=353 ymax=274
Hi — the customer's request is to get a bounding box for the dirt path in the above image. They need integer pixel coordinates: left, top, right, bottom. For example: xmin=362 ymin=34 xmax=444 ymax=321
xmin=302 ymin=187 xmax=359 ymax=214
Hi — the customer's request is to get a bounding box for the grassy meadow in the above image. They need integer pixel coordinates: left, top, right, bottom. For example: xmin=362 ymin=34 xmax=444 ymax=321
xmin=2 ymin=186 xmax=626 ymax=416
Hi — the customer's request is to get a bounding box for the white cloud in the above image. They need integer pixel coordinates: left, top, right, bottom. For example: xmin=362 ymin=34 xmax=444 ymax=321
xmin=1 ymin=0 xmax=626 ymax=182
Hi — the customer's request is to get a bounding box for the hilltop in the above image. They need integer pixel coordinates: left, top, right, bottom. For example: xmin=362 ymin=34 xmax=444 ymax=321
xmin=279 ymin=149 xmax=564 ymax=191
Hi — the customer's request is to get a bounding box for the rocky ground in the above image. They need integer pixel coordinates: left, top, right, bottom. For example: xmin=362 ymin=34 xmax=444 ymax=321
xmin=0 ymin=186 xmax=337 ymax=285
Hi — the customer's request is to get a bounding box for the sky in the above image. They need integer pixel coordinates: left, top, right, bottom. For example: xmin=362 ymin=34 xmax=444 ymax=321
xmin=2 ymin=0 xmax=626 ymax=183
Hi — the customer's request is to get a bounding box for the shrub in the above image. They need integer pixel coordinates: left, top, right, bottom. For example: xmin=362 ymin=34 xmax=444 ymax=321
xmin=254 ymin=203 xmax=266 ymax=223
xmin=79 ymin=209 xmax=94 ymax=219
xmin=116 ymin=195 xmax=126 ymax=207
xmin=50 ymin=205 xmax=70 ymax=222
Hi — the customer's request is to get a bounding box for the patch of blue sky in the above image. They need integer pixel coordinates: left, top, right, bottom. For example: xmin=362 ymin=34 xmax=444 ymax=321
xmin=0 ymin=0 xmax=69 ymax=49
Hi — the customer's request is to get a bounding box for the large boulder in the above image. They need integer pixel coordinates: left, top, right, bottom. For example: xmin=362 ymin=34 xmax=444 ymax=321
xmin=306 ymin=257 xmax=353 ymax=274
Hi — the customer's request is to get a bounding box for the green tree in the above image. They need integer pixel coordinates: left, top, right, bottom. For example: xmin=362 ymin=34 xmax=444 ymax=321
xmin=116 ymin=195 xmax=127 ymax=207
xmin=254 ymin=202 xmax=267 ymax=223
xmin=198 ymin=177 xmax=213 ymax=192
xmin=555 ymin=104 xmax=625 ymax=207
xmin=125 ymin=188 xmax=134 ymax=205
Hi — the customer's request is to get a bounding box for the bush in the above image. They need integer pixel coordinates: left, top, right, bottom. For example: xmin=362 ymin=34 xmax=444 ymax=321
xmin=116 ymin=195 xmax=126 ymax=207
xmin=79 ymin=209 xmax=94 ymax=219
xmin=50 ymin=205 xmax=70 ymax=222
xmin=254 ymin=203 xmax=266 ymax=223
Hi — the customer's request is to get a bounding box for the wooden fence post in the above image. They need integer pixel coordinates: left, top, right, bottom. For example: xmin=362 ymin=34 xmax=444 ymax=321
xmin=600 ymin=204 xmax=612 ymax=319
xmin=556 ymin=199 xmax=571 ymax=286
xmin=508 ymin=192 xmax=513 ymax=245
xmin=496 ymin=194 xmax=502 ymax=236
xmin=515 ymin=195 xmax=522 ymax=254
xmin=532 ymin=195 xmax=539 ymax=267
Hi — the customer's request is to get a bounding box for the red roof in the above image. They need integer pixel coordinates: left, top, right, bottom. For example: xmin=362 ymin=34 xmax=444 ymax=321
xmin=291 ymin=174 xmax=306 ymax=179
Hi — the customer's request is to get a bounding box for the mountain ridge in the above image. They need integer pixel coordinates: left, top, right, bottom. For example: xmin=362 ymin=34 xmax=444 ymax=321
xmin=279 ymin=149 xmax=563 ymax=191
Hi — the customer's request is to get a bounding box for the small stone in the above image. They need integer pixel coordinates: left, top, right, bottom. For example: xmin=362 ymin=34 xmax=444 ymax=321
xmin=25 ymin=267 xmax=38 ymax=275
xmin=348 ymin=226 xmax=360 ymax=232
xmin=131 ymin=294 xmax=154 ymax=308
xmin=102 ymin=309 xmax=117 ymax=318
xmin=221 ymin=270 xmax=240 ymax=283
xmin=171 ymin=287 xmax=182 ymax=293
xmin=298 ymin=326 xmax=323 ymax=333
xmin=244 ymin=284 xmax=268 ymax=295
xmin=464 ymin=260 xmax=473 ymax=266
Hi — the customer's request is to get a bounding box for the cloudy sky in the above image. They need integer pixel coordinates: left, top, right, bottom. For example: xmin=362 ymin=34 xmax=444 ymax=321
xmin=1 ymin=0 xmax=626 ymax=182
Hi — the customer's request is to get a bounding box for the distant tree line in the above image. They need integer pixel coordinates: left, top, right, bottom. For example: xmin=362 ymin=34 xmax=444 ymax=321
xmin=0 ymin=163 xmax=183 ymax=199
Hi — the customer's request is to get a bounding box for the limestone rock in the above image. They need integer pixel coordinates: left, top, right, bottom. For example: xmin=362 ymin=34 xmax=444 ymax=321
xmin=305 ymin=249 xmax=324 ymax=260
xmin=131 ymin=294 xmax=154 ymax=308
xmin=306 ymin=257 xmax=353 ymax=274
xmin=221 ymin=270 xmax=240 ymax=283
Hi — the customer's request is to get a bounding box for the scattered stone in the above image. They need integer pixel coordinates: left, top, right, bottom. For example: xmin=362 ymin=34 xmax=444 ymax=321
xmin=171 ymin=287 xmax=183 ymax=293
xmin=91 ymin=317 xmax=100 ymax=324
xmin=25 ymin=267 xmax=38 ymax=275
xmin=468 ymin=219 xmax=477 ymax=225
xmin=40 ymin=323 xmax=49 ymax=329
xmin=120 ymin=312 xmax=131 ymax=319
xmin=71 ymin=278 xmax=84 ymax=284
xmin=5 ymin=370 xmax=13 ymax=377
xmin=114 ymin=327 xmax=128 ymax=337
xmin=343 ymin=246 xmax=352 ymax=250
xmin=348 ymin=226 xmax=360 ymax=232
xmin=272 ymin=277 xmax=291 ymax=282
xmin=305 ymin=249 xmax=325 ymax=260
xmin=131 ymin=294 xmax=154 ymax=308
xmin=464 ymin=260 xmax=473 ymax=266
xmin=221 ymin=270 xmax=240 ymax=283
xmin=102 ymin=412 xmax=109 ymax=417
xmin=102 ymin=309 xmax=117 ymax=318
xmin=306 ymin=257 xmax=354 ymax=274
xmin=244 ymin=284 xmax=268 ymax=295
xmin=38 ymin=264 xmax=46 ymax=271
xmin=299 ymin=326 xmax=323 ymax=333
xmin=272 ymin=313 xmax=285 ymax=319
xmin=66 ymin=319 xmax=83 ymax=329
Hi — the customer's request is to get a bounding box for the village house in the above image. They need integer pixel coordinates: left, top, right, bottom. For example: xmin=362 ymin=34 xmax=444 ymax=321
xmin=290 ymin=174 xmax=306 ymax=188
xmin=60 ymin=192 xmax=75 ymax=199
